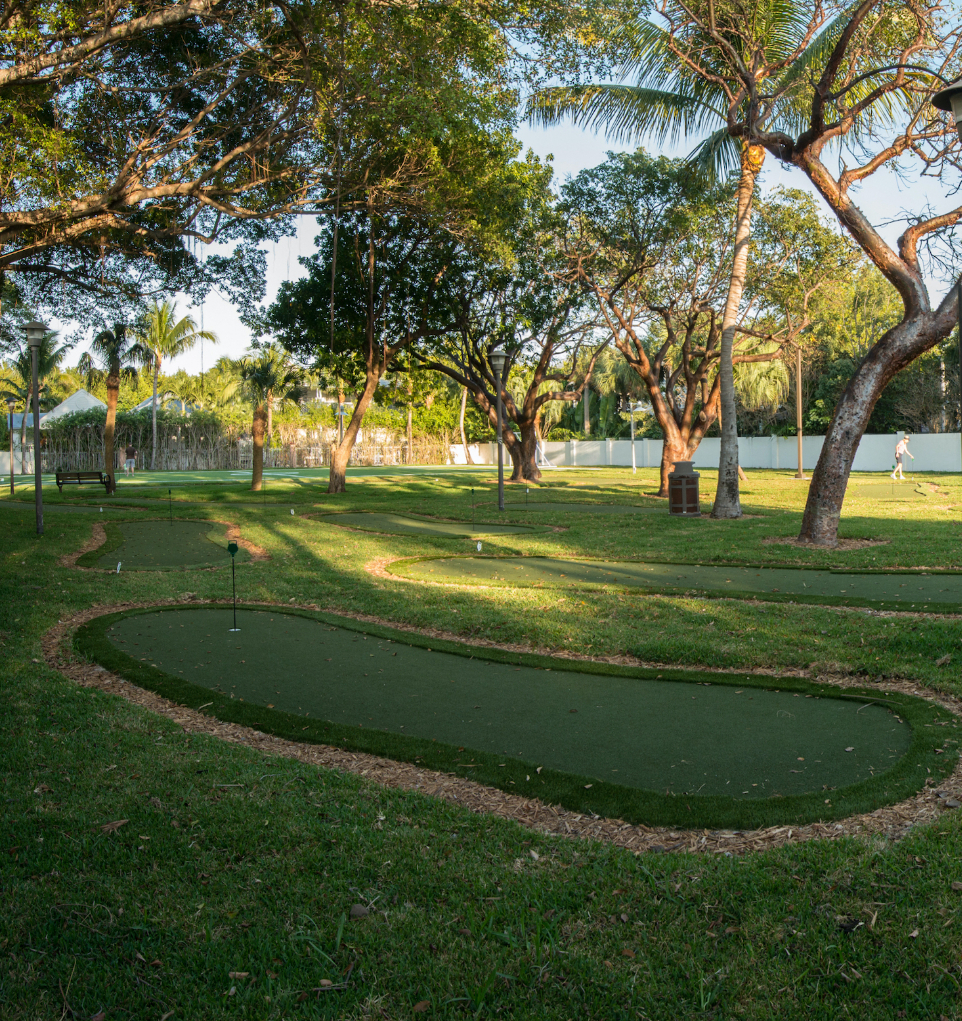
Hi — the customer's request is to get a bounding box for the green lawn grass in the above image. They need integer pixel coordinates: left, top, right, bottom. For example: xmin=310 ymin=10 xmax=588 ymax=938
xmin=4 ymin=468 xmax=962 ymax=1019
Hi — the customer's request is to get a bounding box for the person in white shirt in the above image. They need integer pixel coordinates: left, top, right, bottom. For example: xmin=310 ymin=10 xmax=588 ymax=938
xmin=891 ymin=436 xmax=914 ymax=480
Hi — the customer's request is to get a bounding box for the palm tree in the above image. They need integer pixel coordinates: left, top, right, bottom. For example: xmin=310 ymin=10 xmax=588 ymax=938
xmin=0 ymin=332 xmax=71 ymax=473
xmin=239 ymin=349 xmax=307 ymax=491
xmin=80 ymin=325 xmax=150 ymax=493
xmin=527 ymin=2 xmax=900 ymax=516
xmin=132 ymin=300 xmax=217 ymax=468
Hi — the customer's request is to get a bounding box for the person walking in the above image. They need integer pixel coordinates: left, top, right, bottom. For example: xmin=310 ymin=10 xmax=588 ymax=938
xmin=124 ymin=442 xmax=137 ymax=477
xmin=891 ymin=435 xmax=914 ymax=480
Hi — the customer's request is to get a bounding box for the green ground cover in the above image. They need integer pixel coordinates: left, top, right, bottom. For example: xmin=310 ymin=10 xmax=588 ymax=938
xmin=392 ymin=554 xmax=962 ymax=612
xmin=76 ymin=518 xmax=249 ymax=570
xmin=73 ymin=605 xmax=943 ymax=830
xmin=313 ymin=511 xmax=550 ymax=537
xmin=4 ymin=467 xmax=962 ymax=1019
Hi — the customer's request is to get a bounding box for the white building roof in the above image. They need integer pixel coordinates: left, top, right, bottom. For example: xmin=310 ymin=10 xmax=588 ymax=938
xmin=40 ymin=388 xmax=107 ymax=425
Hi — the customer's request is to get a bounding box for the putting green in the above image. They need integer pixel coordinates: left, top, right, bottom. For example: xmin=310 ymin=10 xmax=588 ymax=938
xmin=79 ymin=519 xmax=249 ymax=570
xmin=391 ymin=556 xmax=962 ymax=611
xmin=314 ymin=512 xmax=548 ymax=537
xmin=491 ymin=502 xmax=659 ymax=514
xmin=75 ymin=606 xmax=953 ymax=829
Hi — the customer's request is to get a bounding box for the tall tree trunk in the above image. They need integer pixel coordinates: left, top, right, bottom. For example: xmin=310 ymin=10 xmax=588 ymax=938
xmin=251 ymin=403 xmax=266 ymax=491
xmin=711 ymin=143 xmax=765 ymax=520
xmin=406 ymin=378 xmax=413 ymax=463
xmin=104 ymin=372 xmax=119 ymax=493
xmin=20 ymin=387 xmax=28 ymax=474
xmin=329 ymin=373 xmax=380 ymax=493
xmin=267 ymin=392 xmax=273 ymax=448
xmin=515 ymin=420 xmax=542 ymax=483
xmin=583 ymin=387 xmax=590 ymax=435
xmin=151 ymin=356 xmax=160 ymax=470
xmin=459 ymin=386 xmax=475 ymax=465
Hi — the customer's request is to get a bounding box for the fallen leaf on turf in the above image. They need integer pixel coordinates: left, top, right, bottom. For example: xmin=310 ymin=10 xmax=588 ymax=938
xmin=350 ymin=904 xmax=369 ymax=918
xmin=951 ymin=882 xmax=962 ymax=892
xmin=150 ymin=959 xmax=162 ymax=967
xmin=100 ymin=819 xmax=129 ymax=833
xmin=845 ymin=747 xmax=854 ymax=753
xmin=909 ymin=929 xmax=919 ymax=938
xmin=228 ymin=972 xmax=248 ymax=979
xmin=584 ymin=784 xmax=592 ymax=788
xmin=296 ymin=992 xmax=308 ymax=1003
xmin=621 ymin=949 xmax=636 ymax=958
xmin=318 ymin=979 xmax=332 ymax=988
xmin=414 ymin=1002 xmax=430 ymax=1013
xmin=33 ymin=784 xmax=52 ymax=794
xmin=91 ymin=1013 xmax=106 ymax=1020
xmin=135 ymin=953 xmax=146 ymax=963
xmin=937 ymin=654 xmax=951 ymax=666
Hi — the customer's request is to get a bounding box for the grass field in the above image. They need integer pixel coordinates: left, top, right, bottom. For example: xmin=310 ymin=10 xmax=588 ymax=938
xmin=5 ymin=466 xmax=962 ymax=1020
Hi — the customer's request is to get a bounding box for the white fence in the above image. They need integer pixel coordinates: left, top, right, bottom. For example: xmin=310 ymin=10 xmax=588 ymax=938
xmin=6 ymin=433 xmax=961 ymax=475
xmin=453 ymin=433 xmax=962 ymax=473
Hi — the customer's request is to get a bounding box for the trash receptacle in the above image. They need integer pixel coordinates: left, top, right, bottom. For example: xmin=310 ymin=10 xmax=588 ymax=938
xmin=668 ymin=460 xmax=700 ymax=516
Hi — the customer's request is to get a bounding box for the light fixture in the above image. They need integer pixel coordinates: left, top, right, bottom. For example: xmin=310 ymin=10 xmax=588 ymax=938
xmin=23 ymin=320 xmax=47 ymax=348
xmin=933 ymin=81 xmax=962 ymax=139
xmin=489 ymin=350 xmax=509 ymax=512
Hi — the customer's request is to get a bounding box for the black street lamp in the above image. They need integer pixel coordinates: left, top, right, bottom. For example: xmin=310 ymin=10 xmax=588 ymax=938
xmin=932 ymin=82 xmax=962 ymax=459
xmin=227 ymin=540 xmax=240 ymax=631
xmin=23 ymin=321 xmax=47 ymax=535
xmin=490 ymin=349 xmax=509 ymax=512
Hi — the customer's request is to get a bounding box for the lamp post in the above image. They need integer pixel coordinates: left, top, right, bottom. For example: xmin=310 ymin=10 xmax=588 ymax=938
xmin=490 ymin=349 xmax=509 ymax=512
xmin=23 ymin=321 xmax=47 ymax=535
xmin=626 ymin=398 xmax=644 ymax=475
xmin=7 ymin=399 xmax=14 ymax=495
xmin=227 ymin=540 xmax=240 ymax=631
xmin=932 ymin=81 xmax=962 ymax=468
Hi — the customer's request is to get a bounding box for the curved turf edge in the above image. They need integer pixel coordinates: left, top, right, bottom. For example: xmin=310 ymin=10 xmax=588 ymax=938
xmin=76 ymin=521 xmax=126 ymax=568
xmin=387 ymin=555 xmax=962 ymax=615
xmin=73 ymin=604 xmax=957 ymax=830
xmin=75 ymin=519 xmax=245 ymax=571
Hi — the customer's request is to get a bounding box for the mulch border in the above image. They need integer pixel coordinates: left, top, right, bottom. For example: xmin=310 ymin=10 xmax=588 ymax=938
xmin=42 ymin=600 xmax=962 ymax=856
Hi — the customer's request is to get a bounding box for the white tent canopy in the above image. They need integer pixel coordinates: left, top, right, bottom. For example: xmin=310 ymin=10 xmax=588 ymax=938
xmin=40 ymin=388 xmax=106 ymax=426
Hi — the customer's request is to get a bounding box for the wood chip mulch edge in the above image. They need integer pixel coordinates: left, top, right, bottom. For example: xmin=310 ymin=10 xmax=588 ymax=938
xmin=58 ymin=519 xmax=269 ymax=571
xmin=42 ymin=600 xmax=962 ymax=857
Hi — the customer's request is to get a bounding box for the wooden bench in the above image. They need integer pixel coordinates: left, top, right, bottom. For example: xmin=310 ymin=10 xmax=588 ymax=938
xmin=55 ymin=470 xmax=111 ymax=494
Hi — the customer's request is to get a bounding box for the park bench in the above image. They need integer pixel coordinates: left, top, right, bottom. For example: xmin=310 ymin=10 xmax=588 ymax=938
xmin=55 ymin=470 xmax=111 ymax=494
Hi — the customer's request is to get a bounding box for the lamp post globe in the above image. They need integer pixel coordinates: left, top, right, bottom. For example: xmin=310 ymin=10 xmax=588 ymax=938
xmin=933 ymin=82 xmax=962 ymax=460
xmin=22 ymin=320 xmax=48 ymax=536
xmin=489 ymin=349 xmax=509 ymax=512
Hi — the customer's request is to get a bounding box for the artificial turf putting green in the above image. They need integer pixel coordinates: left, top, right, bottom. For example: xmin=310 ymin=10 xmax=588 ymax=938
xmin=76 ymin=519 xmax=248 ymax=570
xmin=313 ymin=511 xmax=549 ymax=537
xmin=489 ymin=501 xmax=660 ymax=513
xmin=391 ymin=555 xmax=962 ymax=611
xmin=75 ymin=605 xmax=955 ymax=829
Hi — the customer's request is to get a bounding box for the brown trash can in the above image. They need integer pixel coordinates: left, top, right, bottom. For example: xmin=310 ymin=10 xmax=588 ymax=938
xmin=668 ymin=460 xmax=701 ymax=516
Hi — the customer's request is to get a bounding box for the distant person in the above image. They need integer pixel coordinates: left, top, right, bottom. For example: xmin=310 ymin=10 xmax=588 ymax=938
xmin=891 ymin=436 xmax=914 ymax=480
xmin=124 ymin=442 xmax=137 ymax=476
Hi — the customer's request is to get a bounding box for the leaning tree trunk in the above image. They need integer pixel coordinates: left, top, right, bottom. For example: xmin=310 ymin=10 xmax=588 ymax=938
xmin=712 ymin=143 xmax=765 ymax=520
xmin=104 ymin=373 xmax=119 ymax=494
xmin=459 ymin=387 xmax=475 ymax=465
xmin=328 ymin=374 xmax=380 ymax=494
xmin=251 ymin=403 xmax=266 ymax=491
xmin=798 ymin=320 xmax=935 ymax=546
